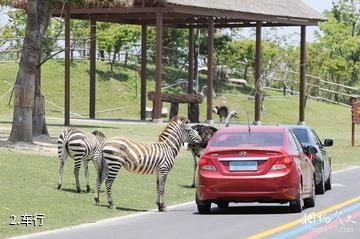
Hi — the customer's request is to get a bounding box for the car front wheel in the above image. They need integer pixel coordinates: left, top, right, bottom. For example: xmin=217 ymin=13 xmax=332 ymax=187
xmin=304 ymin=176 xmax=316 ymax=208
xmin=325 ymin=170 xmax=332 ymax=190
xmin=315 ymin=167 xmax=325 ymax=194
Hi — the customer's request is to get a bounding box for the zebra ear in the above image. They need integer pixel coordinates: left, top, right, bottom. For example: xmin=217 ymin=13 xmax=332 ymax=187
xmin=180 ymin=117 xmax=190 ymax=124
xmin=170 ymin=116 xmax=179 ymax=122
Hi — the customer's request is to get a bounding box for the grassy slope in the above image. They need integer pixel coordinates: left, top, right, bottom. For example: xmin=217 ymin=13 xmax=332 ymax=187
xmin=0 ymin=61 xmax=360 ymax=238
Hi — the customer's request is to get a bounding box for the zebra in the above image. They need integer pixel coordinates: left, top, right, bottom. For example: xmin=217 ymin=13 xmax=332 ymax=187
xmin=57 ymin=128 xmax=106 ymax=193
xmin=94 ymin=117 xmax=202 ymax=212
xmin=189 ymin=110 xmax=239 ymax=187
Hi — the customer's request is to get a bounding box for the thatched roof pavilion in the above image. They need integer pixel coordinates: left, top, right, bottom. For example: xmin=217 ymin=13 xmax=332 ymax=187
xmin=1 ymin=0 xmax=326 ymax=125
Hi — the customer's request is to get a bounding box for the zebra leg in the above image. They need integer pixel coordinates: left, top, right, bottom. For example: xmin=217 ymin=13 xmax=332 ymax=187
xmin=105 ymin=166 xmax=120 ymax=209
xmin=74 ymin=159 xmax=82 ymax=193
xmin=156 ymin=172 xmax=169 ymax=212
xmin=94 ymin=170 xmax=106 ymax=206
xmin=57 ymin=148 xmax=68 ymax=190
xmin=83 ymin=160 xmax=90 ymax=192
xmin=94 ymin=158 xmax=109 ymax=206
xmin=191 ymin=151 xmax=198 ymax=188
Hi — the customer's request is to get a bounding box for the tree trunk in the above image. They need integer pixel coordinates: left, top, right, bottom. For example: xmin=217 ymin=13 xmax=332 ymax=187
xmin=99 ymin=50 xmax=105 ymax=61
xmin=33 ymin=60 xmax=49 ymax=137
xmin=9 ymin=0 xmax=51 ymax=142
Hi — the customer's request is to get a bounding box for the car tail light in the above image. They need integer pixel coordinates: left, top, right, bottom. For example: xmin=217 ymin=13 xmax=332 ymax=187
xmin=199 ymin=157 xmax=216 ymax=171
xmin=271 ymin=156 xmax=293 ymax=171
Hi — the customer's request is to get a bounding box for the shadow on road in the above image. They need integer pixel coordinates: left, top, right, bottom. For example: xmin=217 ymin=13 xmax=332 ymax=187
xmin=194 ymin=205 xmax=293 ymax=215
xmin=98 ymin=204 xmax=148 ymax=212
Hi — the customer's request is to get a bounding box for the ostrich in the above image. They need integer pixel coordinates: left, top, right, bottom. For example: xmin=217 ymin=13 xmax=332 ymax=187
xmin=189 ymin=110 xmax=238 ymax=187
xmin=212 ymin=105 xmax=229 ymax=122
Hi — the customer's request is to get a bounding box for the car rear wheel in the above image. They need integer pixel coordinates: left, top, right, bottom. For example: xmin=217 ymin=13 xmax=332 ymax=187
xmin=304 ymin=176 xmax=316 ymax=208
xmin=196 ymin=194 xmax=211 ymax=214
xmin=289 ymin=182 xmax=303 ymax=213
xmin=217 ymin=201 xmax=229 ymax=209
xmin=325 ymin=170 xmax=332 ymax=190
xmin=315 ymin=167 xmax=325 ymax=194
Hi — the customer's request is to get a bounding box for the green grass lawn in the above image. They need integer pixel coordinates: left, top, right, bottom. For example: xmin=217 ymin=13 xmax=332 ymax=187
xmin=1 ymin=60 xmax=360 ymax=238
xmin=0 ymin=121 xmax=197 ymax=238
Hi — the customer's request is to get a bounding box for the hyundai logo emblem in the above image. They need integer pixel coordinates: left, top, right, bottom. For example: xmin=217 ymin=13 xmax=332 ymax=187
xmin=239 ymin=152 xmax=247 ymax=156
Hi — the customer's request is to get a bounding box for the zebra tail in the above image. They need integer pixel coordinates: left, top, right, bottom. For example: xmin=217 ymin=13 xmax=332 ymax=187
xmin=100 ymin=151 xmax=109 ymax=180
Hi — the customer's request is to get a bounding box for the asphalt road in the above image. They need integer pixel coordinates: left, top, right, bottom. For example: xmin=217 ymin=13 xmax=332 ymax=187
xmin=12 ymin=167 xmax=360 ymax=239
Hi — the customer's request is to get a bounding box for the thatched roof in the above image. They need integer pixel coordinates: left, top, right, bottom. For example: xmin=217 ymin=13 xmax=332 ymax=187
xmin=1 ymin=0 xmax=326 ymax=26
xmin=0 ymin=0 xmax=135 ymax=10
xmin=163 ymin=0 xmax=326 ymax=22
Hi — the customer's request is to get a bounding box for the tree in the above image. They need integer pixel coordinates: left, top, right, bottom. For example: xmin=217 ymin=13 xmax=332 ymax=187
xmin=7 ymin=0 xmax=52 ymax=142
xmin=1 ymin=0 xmax=134 ymax=143
xmin=314 ymin=0 xmax=360 ymax=86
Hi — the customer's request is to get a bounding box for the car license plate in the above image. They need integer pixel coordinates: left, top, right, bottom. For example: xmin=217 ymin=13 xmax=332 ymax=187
xmin=229 ymin=161 xmax=257 ymax=171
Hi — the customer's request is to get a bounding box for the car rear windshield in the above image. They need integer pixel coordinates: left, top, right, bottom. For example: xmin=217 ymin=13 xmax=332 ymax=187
xmin=210 ymin=132 xmax=284 ymax=147
xmin=291 ymin=128 xmax=309 ymax=144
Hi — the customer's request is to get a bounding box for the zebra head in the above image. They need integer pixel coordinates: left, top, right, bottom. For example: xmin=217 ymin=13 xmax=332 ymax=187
xmin=179 ymin=119 xmax=202 ymax=146
xmin=91 ymin=130 xmax=106 ymax=142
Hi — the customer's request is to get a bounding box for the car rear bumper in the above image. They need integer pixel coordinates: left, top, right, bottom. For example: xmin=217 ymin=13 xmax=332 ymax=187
xmin=197 ymin=168 xmax=299 ymax=202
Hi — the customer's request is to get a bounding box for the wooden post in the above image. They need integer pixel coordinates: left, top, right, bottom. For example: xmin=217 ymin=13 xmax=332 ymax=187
xmin=299 ymin=26 xmax=306 ymax=125
xmin=352 ymin=121 xmax=355 ymax=147
xmin=207 ymin=17 xmax=214 ymax=123
xmin=153 ymin=11 xmax=163 ymax=123
xmin=254 ymin=22 xmax=262 ymax=125
xmin=170 ymin=102 xmax=179 ymax=120
xmin=140 ymin=24 xmax=148 ymax=120
xmin=89 ymin=17 xmax=96 ymax=119
xmin=351 ymin=97 xmax=357 ymax=147
xmin=188 ymin=26 xmax=199 ymax=123
xmin=64 ymin=2 xmax=70 ymax=126
xmin=188 ymin=27 xmax=194 ymax=94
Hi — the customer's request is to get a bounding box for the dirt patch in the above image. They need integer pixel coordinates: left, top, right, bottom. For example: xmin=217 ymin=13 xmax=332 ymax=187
xmin=0 ymin=129 xmax=57 ymax=156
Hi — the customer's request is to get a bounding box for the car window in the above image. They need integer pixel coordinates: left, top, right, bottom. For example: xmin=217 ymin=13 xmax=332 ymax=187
xmin=291 ymin=128 xmax=309 ymax=144
xmin=210 ymin=132 xmax=284 ymax=147
xmin=288 ymin=131 xmax=300 ymax=152
xmin=290 ymin=131 xmax=305 ymax=153
xmin=310 ymin=129 xmax=323 ymax=146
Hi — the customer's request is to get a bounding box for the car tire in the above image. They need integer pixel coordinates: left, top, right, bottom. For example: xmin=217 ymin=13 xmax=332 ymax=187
xmin=315 ymin=167 xmax=325 ymax=195
xmin=325 ymin=170 xmax=332 ymax=191
xmin=196 ymin=194 xmax=211 ymax=214
xmin=289 ymin=182 xmax=303 ymax=213
xmin=217 ymin=201 xmax=229 ymax=209
xmin=304 ymin=176 xmax=316 ymax=208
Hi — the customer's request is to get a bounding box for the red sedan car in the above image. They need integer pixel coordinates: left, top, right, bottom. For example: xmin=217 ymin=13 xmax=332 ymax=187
xmin=195 ymin=126 xmax=316 ymax=214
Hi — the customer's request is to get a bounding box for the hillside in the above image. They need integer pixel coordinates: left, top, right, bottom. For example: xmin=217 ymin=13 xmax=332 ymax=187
xmin=0 ymin=60 xmax=359 ymax=169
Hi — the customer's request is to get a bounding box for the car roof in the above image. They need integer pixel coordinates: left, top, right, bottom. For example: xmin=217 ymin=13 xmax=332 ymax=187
xmin=281 ymin=124 xmax=313 ymax=130
xmin=217 ymin=125 xmax=286 ymax=133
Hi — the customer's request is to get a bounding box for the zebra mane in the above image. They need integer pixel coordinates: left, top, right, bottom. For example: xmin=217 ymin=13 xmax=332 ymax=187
xmin=158 ymin=116 xmax=190 ymax=142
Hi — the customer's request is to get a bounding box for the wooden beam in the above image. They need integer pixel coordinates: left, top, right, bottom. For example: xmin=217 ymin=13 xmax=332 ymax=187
xmin=52 ymin=7 xmax=175 ymax=15
xmin=64 ymin=2 xmax=70 ymax=126
xmin=207 ymin=17 xmax=214 ymax=123
xmin=171 ymin=6 xmax=321 ymax=26
xmin=254 ymin=22 xmax=262 ymax=125
xmin=140 ymin=24 xmax=148 ymax=120
xmin=89 ymin=17 xmax=96 ymax=119
xmin=153 ymin=11 xmax=163 ymax=123
xmin=299 ymin=25 xmax=306 ymax=124
xmin=188 ymin=27 xmax=194 ymax=94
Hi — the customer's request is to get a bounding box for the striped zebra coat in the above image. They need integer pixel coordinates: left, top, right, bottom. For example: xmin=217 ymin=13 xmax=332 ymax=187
xmin=94 ymin=118 xmax=202 ymax=211
xmin=57 ymin=128 xmax=106 ymax=193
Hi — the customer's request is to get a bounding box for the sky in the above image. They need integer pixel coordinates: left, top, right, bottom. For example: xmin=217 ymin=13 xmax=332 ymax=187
xmin=297 ymin=0 xmax=334 ymax=42
xmin=0 ymin=0 xmax=334 ymax=42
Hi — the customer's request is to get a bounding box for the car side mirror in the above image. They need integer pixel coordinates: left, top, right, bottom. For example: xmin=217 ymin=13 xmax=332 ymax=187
xmin=324 ymin=139 xmax=333 ymax=147
xmin=304 ymin=146 xmax=317 ymax=155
